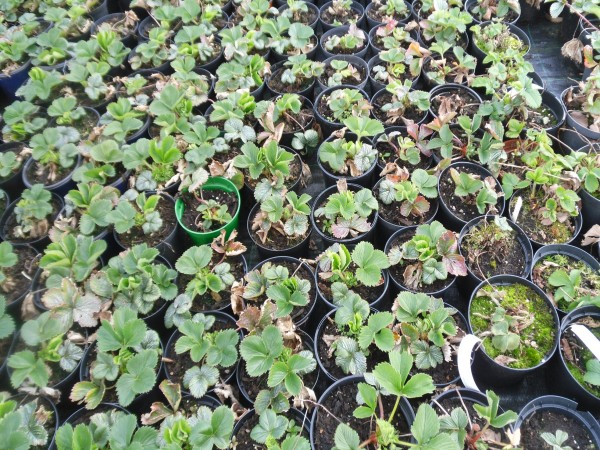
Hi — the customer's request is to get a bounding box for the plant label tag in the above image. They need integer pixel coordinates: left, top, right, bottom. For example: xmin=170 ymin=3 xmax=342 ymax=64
xmin=571 ymin=324 xmax=600 ymax=361
xmin=457 ymin=334 xmax=482 ymax=392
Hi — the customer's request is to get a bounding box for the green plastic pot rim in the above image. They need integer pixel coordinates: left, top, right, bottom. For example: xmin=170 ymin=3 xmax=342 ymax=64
xmin=174 ymin=177 xmax=241 ymax=239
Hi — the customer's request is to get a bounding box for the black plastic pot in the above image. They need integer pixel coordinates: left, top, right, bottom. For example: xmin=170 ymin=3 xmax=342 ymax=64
xmin=319 ymin=1 xmax=365 ymax=32
xmin=271 ymin=38 xmax=319 ymax=64
xmin=278 ymin=95 xmax=316 ymax=149
xmin=0 ymin=59 xmax=31 ymax=100
xmin=384 ymin=226 xmax=458 ymax=304
xmin=91 ymin=13 xmax=140 ymax=49
xmin=368 ymin=24 xmax=418 ymax=55
xmin=266 ymin=62 xmax=317 ymax=98
xmin=579 ymin=186 xmax=600 ymax=235
xmin=137 ymin=16 xmax=159 ymax=42
xmin=0 ymin=191 xmax=64 ymax=250
xmin=22 ymin=154 xmax=82 ymax=197
xmin=319 ymin=25 xmax=369 ymax=60
xmin=364 ymin=0 xmax=413 ymax=28
xmin=2 ymin=244 xmax=40 ymax=314
xmin=194 ymin=39 xmax=225 ymax=74
xmin=316 ymin=55 xmax=369 ymax=93
xmin=508 ymin=188 xmax=583 ymax=249
xmin=278 ymin=2 xmax=320 ymax=29
xmin=310 ymin=182 xmax=379 ymax=247
xmin=373 ymin=177 xmax=439 ymax=247
xmin=314 ymin=84 xmax=370 ymax=136
xmin=534 ymin=89 xmax=567 ymax=136
xmin=513 ymin=395 xmax=600 ymax=447
xmin=89 ymin=0 xmax=109 ymax=20
xmin=310 ymin=375 xmax=415 ymax=449
xmin=0 ymin=142 xmax=26 ymax=198
xmin=163 ymin=311 xmax=239 ymax=396
xmin=429 ymin=83 xmax=483 ymax=121
xmin=562 ymin=87 xmax=600 ymax=154
xmin=113 ymin=192 xmax=179 ymax=264
xmin=367 ymin=54 xmax=421 ymax=95
xmin=465 ymin=0 xmax=521 ymax=24
xmin=10 ymin=394 xmax=59 ymax=449
xmin=317 ymin=132 xmax=377 ymax=188
xmin=234 ymin=408 xmax=312 ymax=445
xmin=470 ymin=22 xmax=531 ymax=66
xmin=247 ymin=203 xmax=312 ymax=258
xmin=552 ymin=307 xmax=600 ymax=409
xmin=530 ymin=244 xmax=600 ymax=311
xmin=437 ymin=161 xmax=505 ymax=231
xmin=430 ymin=386 xmax=489 ymax=411
xmin=127 ymin=47 xmax=173 ymax=75
xmin=374 ymin=126 xmax=433 ymax=172
xmin=467 ymin=275 xmax=560 ymax=386
xmin=238 ymin=330 xmax=319 ymax=406
xmin=458 ymin=215 xmax=533 ymax=294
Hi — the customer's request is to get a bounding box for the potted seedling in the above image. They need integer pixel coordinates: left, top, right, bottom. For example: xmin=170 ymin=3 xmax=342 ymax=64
xmin=0 ymin=237 xmax=40 ymax=314
xmin=0 ymin=394 xmax=58 ymax=449
xmin=418 ymin=0 xmax=473 ymax=48
xmin=369 ymin=20 xmax=416 ymax=54
xmin=279 ymin=0 xmax=319 ymax=26
xmin=0 ymin=183 xmax=62 ymax=249
xmin=423 ymin=44 xmax=477 ymax=87
xmin=248 ymin=190 xmax=312 ymax=257
xmin=72 ymin=307 xmax=163 ymax=409
xmin=122 ymin=136 xmax=183 ymax=193
xmin=459 ymin=215 xmax=533 ymax=288
xmin=29 ymin=28 xmax=70 ymax=70
xmin=437 ymin=162 xmax=505 ymax=229
xmin=316 ymin=241 xmax=390 ymax=310
xmin=0 ymin=20 xmax=41 ymax=98
xmin=267 ymin=21 xmax=318 ymax=61
xmin=573 ymin=149 xmax=600 ymax=231
xmin=318 ymin=56 xmax=368 ymax=91
xmin=72 ymin=139 xmax=129 ymax=190
xmin=267 ymin=55 xmax=324 ymax=96
xmin=318 ymin=116 xmax=383 ymax=187
xmin=88 ymin=244 xmax=177 ymax=321
xmin=466 ymin=0 xmax=521 ymax=23
xmin=320 ymin=24 xmax=368 ymax=59
xmin=319 ymin=0 xmax=364 ymax=30
xmin=374 ymin=124 xmax=434 ymax=172
xmin=375 ymin=165 xmax=439 ymax=240
xmin=47 ymin=97 xmax=98 ymax=136
xmin=311 ymin=180 xmax=379 ymax=246
xmin=312 ymin=351 xmax=431 ymax=449
xmin=175 ymin=176 xmax=241 ymax=245
xmin=174 ymin=238 xmax=246 ymax=313
xmin=56 ymin=410 xmax=157 ymax=449
xmin=62 ymin=61 xmax=117 ymax=110
xmin=91 ymin=11 xmax=139 ymax=48
xmin=107 ymin=189 xmax=178 ymax=260
xmin=23 ymin=126 xmax=82 ymax=195
xmin=71 ymin=29 xmax=130 ymax=73
xmin=1 ymin=100 xmax=47 ymax=143
xmin=11 ymin=67 xmax=64 ymax=106
xmin=129 ymin=26 xmax=173 ymax=71
xmin=561 ymin=69 xmax=600 ymax=149
xmin=314 ymin=85 xmax=371 ymax=135
xmin=171 ymin=25 xmax=223 ymax=72
xmin=215 ymin=54 xmax=268 ymax=97
xmin=371 ymin=80 xmax=430 ymax=126
xmin=232 ymin=409 xmax=310 ymax=449
xmin=0 ymin=141 xmax=28 ymax=197
xmin=366 ymin=0 xmax=412 ymax=27
xmin=369 ymin=46 xmax=423 ymax=93
xmin=530 ymin=245 xmax=600 ymax=312
xmin=468 ymin=275 xmax=559 ymax=385
xmin=471 ymin=21 xmax=530 ymax=64
xmin=164 ymin=312 xmax=239 ymax=398
xmin=8 ymin=311 xmax=87 ymax=393
xmin=99 ymin=97 xmax=150 ymax=144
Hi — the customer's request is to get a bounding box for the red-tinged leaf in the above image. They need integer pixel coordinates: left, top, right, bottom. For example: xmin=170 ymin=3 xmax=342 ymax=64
xmin=437 ymin=230 xmax=458 ymax=256
xmin=332 ymin=221 xmax=351 ymax=239
xmin=400 ymin=201 xmax=413 ymax=217
xmin=413 ymin=196 xmax=430 ymax=215
xmin=443 ymin=254 xmax=467 ymax=277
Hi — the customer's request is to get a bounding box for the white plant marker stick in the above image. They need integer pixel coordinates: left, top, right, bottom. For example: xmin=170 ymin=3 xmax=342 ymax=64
xmin=457 ymin=334 xmax=482 ymax=392
xmin=512 ymin=196 xmax=523 ymax=223
xmin=570 ymin=324 xmax=600 ymax=361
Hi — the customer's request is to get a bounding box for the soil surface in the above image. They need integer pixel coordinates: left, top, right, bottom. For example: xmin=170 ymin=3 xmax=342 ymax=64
xmin=372 ymin=91 xmax=426 ymax=125
xmin=2 ymin=245 xmax=39 ymax=305
xmin=249 ymin=210 xmax=309 ymax=250
xmin=244 ymin=155 xmax=302 ymax=192
xmin=179 ymin=190 xmax=238 ymax=233
xmin=375 ymin=184 xmax=437 ymax=227
xmin=234 ymin=410 xmax=310 ymax=450
xmin=519 ymin=410 xmax=597 ymax=449
xmin=375 ymin=140 xmax=431 ymax=171
xmin=321 ymin=7 xmax=359 ymax=25
xmin=284 ymin=7 xmax=317 ymax=25
xmin=117 ymin=196 xmax=177 ymax=248
xmin=4 ymin=197 xmax=61 ymax=242
xmin=319 ymin=60 xmax=367 ymax=87
xmin=26 ymin=161 xmax=74 ymax=187
xmin=431 ymin=90 xmax=480 ymax=122
xmin=366 ymin=4 xmax=409 ymax=22
xmin=313 ymin=380 xmax=410 ymax=449
xmin=512 ymin=192 xmax=575 ymax=244
xmin=268 ymin=68 xmax=314 ymax=94
xmin=96 ymin=15 xmax=137 ymax=38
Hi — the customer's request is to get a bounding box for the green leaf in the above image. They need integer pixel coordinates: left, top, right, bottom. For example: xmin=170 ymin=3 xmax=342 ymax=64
xmin=333 ymin=424 xmax=361 ymax=450
xmin=352 ymin=242 xmax=390 ymax=287
xmin=240 ymin=325 xmax=284 ymax=376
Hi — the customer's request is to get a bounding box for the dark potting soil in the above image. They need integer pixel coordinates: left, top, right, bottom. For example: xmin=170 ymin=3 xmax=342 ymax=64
xmin=372 ymin=91 xmax=426 ymax=125
xmin=179 ymin=190 xmax=238 ymax=233
xmin=25 ymin=161 xmax=75 ymax=187
xmin=0 ymin=335 xmax=12 ymax=367
xmin=313 ymin=381 xmax=410 ymax=449
xmin=438 ymin=166 xmax=498 ymax=222
xmin=321 ymin=7 xmax=359 ymax=25
xmin=319 ymin=61 xmax=367 ymax=88
xmin=513 ymin=103 xmax=558 ymax=129
xmin=279 ymin=108 xmax=313 ymax=134
xmin=234 ymin=410 xmax=310 ymax=450
xmin=165 ymin=319 xmax=237 ymax=385
xmin=180 ymin=255 xmax=245 ymax=313
xmin=244 ymin=155 xmax=302 ymax=191
xmin=285 ymin=7 xmax=317 ymax=25
xmin=239 ymin=338 xmax=318 ymax=402
xmin=61 ymin=83 xmax=114 ymax=109
xmin=117 ymin=197 xmax=177 ymax=248
xmin=317 ymin=319 xmax=388 ymax=380
xmin=461 ymin=221 xmax=526 ymax=281
xmin=97 ymin=15 xmax=137 ymax=38
xmin=322 ymin=36 xmax=366 ymax=55
xmin=250 ymin=212 xmax=309 ymax=250
xmin=431 ymin=91 xmax=480 ymax=121
xmin=387 ymin=232 xmax=455 ymax=294
xmin=519 ymin=410 xmax=597 ymax=449
xmin=2 ymin=245 xmax=39 ymax=304
xmin=4 ymin=197 xmax=61 ymax=242
xmin=424 ymin=53 xmax=464 ymax=85
xmin=268 ymin=69 xmax=314 ymax=94
xmin=69 ymin=404 xmax=122 ymax=426
xmin=366 ymin=5 xmax=409 ymax=22
xmin=313 ymin=200 xmax=375 ymax=239
xmin=374 ymin=184 xmax=437 ymax=227
xmin=244 ymin=261 xmax=315 ymax=322
xmin=513 ymin=194 xmax=575 ymax=244
xmin=376 ymin=141 xmax=430 ymax=171
xmin=318 ymin=265 xmax=384 ymax=305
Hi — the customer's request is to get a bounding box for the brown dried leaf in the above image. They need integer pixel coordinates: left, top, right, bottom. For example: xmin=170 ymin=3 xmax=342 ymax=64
xmin=582 ymin=224 xmax=600 ymax=246
xmin=561 ymin=38 xmax=584 ymax=64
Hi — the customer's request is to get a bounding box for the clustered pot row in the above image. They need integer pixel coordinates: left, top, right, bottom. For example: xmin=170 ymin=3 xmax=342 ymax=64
xmin=0 ymin=0 xmax=599 ymax=446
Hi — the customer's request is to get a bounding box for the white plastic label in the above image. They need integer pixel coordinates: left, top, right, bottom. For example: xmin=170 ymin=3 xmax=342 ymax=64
xmin=570 ymin=324 xmax=600 ymax=361
xmin=457 ymin=334 xmax=482 ymax=392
